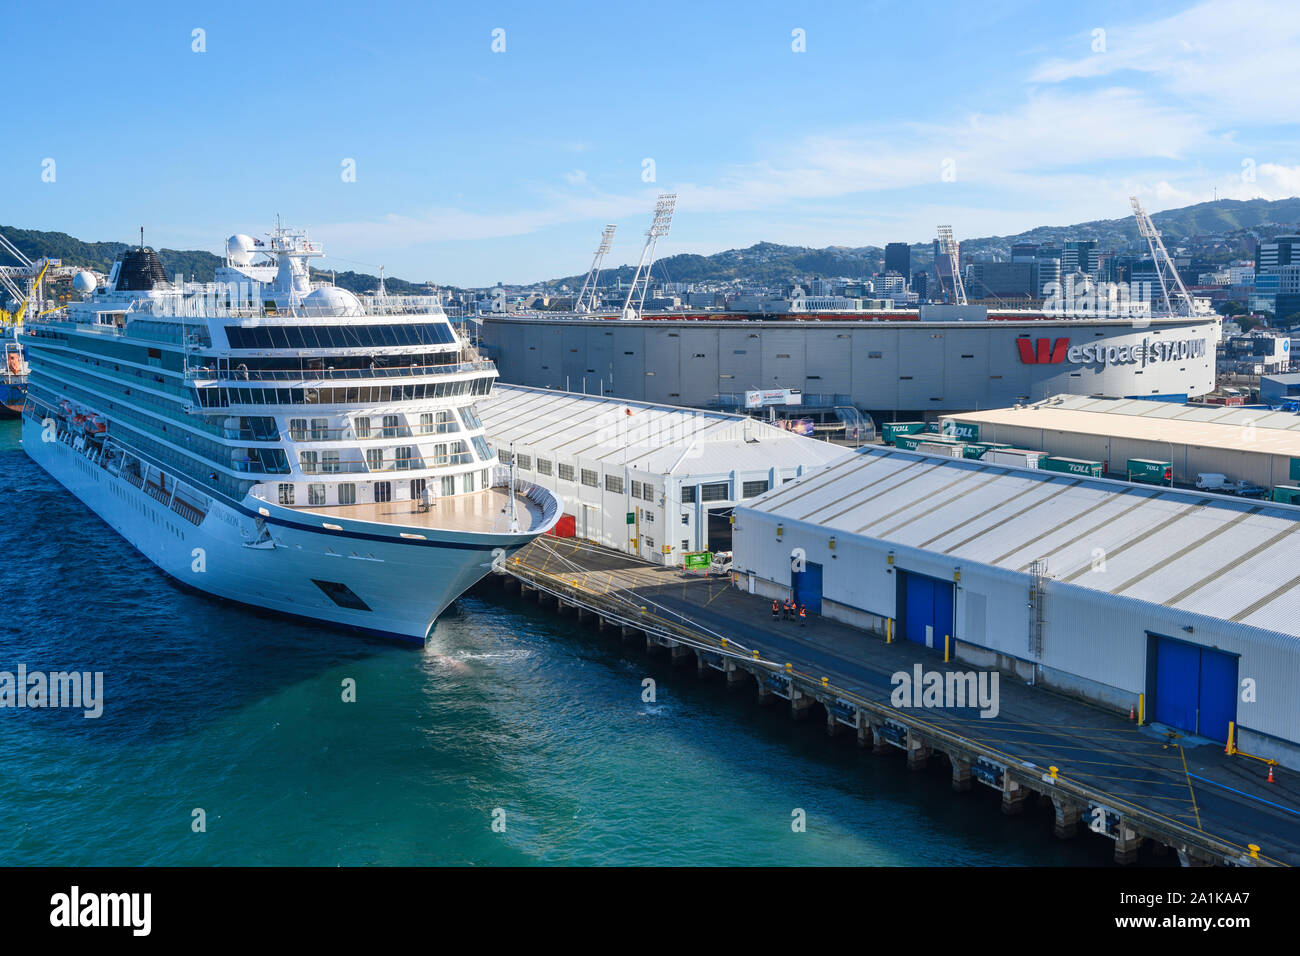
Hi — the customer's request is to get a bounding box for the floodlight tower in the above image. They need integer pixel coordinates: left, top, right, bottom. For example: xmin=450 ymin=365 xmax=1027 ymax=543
xmin=574 ymin=224 xmax=617 ymax=314
xmin=621 ymin=193 xmax=676 ymax=320
xmin=936 ymin=224 xmax=967 ymax=305
xmin=1130 ymin=196 xmax=1195 ymax=317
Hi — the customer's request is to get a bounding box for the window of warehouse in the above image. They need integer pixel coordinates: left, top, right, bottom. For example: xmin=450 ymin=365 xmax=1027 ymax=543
xmin=632 ymin=480 xmax=643 ymax=498
xmin=498 ymin=450 xmax=511 ymax=465
xmin=605 ymin=474 xmax=624 ymax=494
xmin=701 ymin=482 xmax=729 ymax=502
xmin=642 ymin=483 xmax=654 ymax=501
xmin=558 ymin=463 xmax=575 ymax=482
xmin=581 ymin=469 xmax=598 ymax=487
xmin=743 ymin=480 xmax=769 ymax=498
xmin=536 ymin=458 xmax=552 ymax=476
xmin=517 ymin=454 xmax=531 ymax=471
xmin=680 ymin=485 xmax=697 ymax=503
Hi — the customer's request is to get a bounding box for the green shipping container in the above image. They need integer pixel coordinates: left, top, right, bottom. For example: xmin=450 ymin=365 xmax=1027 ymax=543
xmin=940 ymin=420 xmax=980 ymax=442
xmin=962 ymin=443 xmax=988 ymax=459
xmin=1128 ymin=458 xmax=1172 ymax=484
xmin=896 ymin=433 xmax=963 ymax=451
xmin=1041 ymin=456 xmax=1103 ymax=477
xmin=1271 ymin=486 xmax=1300 ymax=504
xmin=882 ymin=421 xmax=927 ymax=443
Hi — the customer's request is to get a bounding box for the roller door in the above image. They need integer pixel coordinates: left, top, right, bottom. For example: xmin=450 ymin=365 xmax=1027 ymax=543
xmin=1149 ymin=633 xmax=1238 ymax=744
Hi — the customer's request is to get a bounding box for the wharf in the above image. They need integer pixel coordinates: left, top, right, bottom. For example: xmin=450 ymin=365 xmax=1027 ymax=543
xmin=491 ymin=537 xmax=1300 ymax=866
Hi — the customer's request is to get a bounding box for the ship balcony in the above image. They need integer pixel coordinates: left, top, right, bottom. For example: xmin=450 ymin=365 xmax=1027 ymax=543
xmin=286 ymin=424 xmax=460 ymax=442
xmin=294 ymin=452 xmax=477 ymax=475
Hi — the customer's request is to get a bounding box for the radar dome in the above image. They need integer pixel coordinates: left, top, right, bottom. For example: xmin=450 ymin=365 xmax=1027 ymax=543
xmin=226 ymin=234 xmax=257 ymax=266
xmin=301 ymin=286 xmax=363 ymax=317
xmin=73 ymin=271 xmax=98 ymax=294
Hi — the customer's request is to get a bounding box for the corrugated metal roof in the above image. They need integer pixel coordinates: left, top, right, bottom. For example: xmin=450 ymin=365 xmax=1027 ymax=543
xmin=747 ymin=447 xmax=1300 ymax=637
xmin=944 ymin=394 xmax=1300 ymax=455
xmin=478 ymin=384 xmax=850 ymax=476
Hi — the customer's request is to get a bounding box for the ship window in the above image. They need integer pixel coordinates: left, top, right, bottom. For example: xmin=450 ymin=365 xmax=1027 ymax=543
xmin=354 ymin=417 xmax=370 ymax=438
xmin=464 ymin=471 xmax=476 ymax=493
xmin=308 ymin=483 xmax=326 ymax=506
xmin=410 ymin=478 xmax=427 ymax=501
xmin=441 ymin=476 xmax=455 ymax=496
xmin=366 ymin=448 xmax=384 ymax=471
xmin=289 ymin=418 xmax=307 ymax=440
xmin=278 ymin=483 xmax=295 ymax=505
xmin=338 ymin=483 xmax=356 ymax=505
xmin=310 ymin=418 xmax=329 ymax=441
xmin=374 ymin=481 xmax=392 ymax=503
xmin=382 ymin=415 xmax=400 ymax=436
xmin=395 ymin=447 xmax=414 ymax=470
xmin=322 ymin=450 xmax=340 ymax=474
xmin=299 ymin=451 xmax=319 ymax=473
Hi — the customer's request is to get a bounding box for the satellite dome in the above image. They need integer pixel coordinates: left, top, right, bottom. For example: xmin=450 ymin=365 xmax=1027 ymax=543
xmin=226 ymin=234 xmax=257 ymax=266
xmin=301 ymin=286 xmax=363 ymax=317
xmin=73 ymin=271 xmax=97 ymax=294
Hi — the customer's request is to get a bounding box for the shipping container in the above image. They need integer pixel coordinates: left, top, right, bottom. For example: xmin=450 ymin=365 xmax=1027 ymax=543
xmin=895 ymin=432 xmax=962 ymax=450
xmin=1041 ymin=456 xmax=1104 ymax=478
xmin=962 ymin=443 xmax=989 ymax=459
xmin=882 ymin=421 xmax=927 ymax=443
xmin=1271 ymin=485 xmax=1300 ymax=504
xmin=983 ymin=448 xmax=1045 ymax=469
xmin=939 ymin=420 xmax=980 ymax=442
xmin=916 ymin=441 xmax=966 ymax=458
xmin=1128 ymin=458 xmax=1173 ymax=485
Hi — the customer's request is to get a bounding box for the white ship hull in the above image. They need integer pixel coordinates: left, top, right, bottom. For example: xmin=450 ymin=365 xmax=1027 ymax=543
xmin=23 ymin=416 xmax=534 ymax=642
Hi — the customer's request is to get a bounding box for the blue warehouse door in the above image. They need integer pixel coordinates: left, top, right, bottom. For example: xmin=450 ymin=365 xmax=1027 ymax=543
xmin=792 ymin=561 xmax=823 ymax=614
xmin=899 ymin=570 xmax=954 ymax=649
xmin=1197 ymin=648 xmax=1238 ymax=745
xmin=1150 ymin=634 xmax=1238 ymax=744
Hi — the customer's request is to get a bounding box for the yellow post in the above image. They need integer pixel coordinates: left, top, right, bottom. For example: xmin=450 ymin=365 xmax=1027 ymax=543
xmin=1248 ymin=844 xmax=1260 ymax=860
xmin=1226 ymin=721 xmax=1236 ymax=756
xmin=721 ymin=638 xmax=727 ymax=649
xmin=886 ymin=618 xmax=893 ymax=644
xmin=1138 ymin=693 xmax=1145 ymax=726
xmin=821 ymin=676 xmax=829 ymax=687
xmin=1049 ymin=766 xmax=1058 ymax=780
xmin=944 ymin=634 xmax=950 ymax=663
xmin=785 ymin=663 xmax=792 ymax=674
xmin=752 ymin=650 xmax=760 ymax=660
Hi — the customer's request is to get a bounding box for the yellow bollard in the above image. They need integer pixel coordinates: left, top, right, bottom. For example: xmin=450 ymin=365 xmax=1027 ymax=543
xmin=886 ymin=618 xmax=893 ymax=644
xmin=1226 ymin=721 xmax=1236 ymax=756
xmin=1248 ymin=844 xmax=1260 ymax=860
xmin=752 ymin=650 xmax=760 ymax=660
xmin=821 ymin=676 xmax=829 ymax=687
xmin=944 ymin=634 xmax=950 ymax=663
xmin=1138 ymin=693 xmax=1145 ymax=726
xmin=721 ymin=638 xmax=727 ymax=649
xmin=785 ymin=663 xmax=792 ymax=674
xmin=1049 ymin=766 xmax=1058 ymax=780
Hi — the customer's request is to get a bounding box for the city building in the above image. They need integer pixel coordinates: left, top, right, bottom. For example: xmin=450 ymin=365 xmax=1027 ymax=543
xmin=884 ymin=242 xmax=911 ymax=278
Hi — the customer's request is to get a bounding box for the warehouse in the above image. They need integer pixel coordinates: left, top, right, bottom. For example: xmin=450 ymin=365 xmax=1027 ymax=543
xmin=941 ymin=395 xmax=1300 ymax=492
xmin=478 ymin=384 xmax=849 ymax=564
xmin=480 ymin=313 xmax=1221 ymax=417
xmin=733 ymin=447 xmax=1300 ymax=768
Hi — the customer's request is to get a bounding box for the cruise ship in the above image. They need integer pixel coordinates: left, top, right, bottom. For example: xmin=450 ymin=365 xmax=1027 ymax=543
xmin=20 ymin=226 xmax=562 ymax=641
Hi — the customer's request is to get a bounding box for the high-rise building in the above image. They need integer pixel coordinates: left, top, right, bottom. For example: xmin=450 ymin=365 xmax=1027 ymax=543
xmin=884 ymin=242 xmax=911 ymax=278
xmin=1257 ymin=236 xmax=1300 ymax=273
xmin=1064 ymin=240 xmax=1099 ymax=277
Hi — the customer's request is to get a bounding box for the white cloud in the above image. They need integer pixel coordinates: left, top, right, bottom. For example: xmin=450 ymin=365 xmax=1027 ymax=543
xmin=563 ymin=169 xmax=588 ymax=185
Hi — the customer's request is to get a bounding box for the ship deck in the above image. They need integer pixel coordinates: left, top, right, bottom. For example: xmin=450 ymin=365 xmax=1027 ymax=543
xmin=289 ymin=487 xmax=547 ymax=536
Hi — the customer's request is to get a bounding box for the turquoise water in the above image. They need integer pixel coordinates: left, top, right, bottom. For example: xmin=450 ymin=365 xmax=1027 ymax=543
xmin=0 ymin=419 xmax=1123 ymax=865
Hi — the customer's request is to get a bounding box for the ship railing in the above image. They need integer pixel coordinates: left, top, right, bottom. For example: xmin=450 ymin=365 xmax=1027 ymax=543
xmin=285 ymin=424 xmax=463 ymax=442
xmin=185 ymin=361 xmax=494 ymax=382
xmin=102 ymin=436 xmax=212 ymax=526
xmin=131 ymin=295 xmax=448 ymax=320
xmin=491 ymin=465 xmax=563 ymax=529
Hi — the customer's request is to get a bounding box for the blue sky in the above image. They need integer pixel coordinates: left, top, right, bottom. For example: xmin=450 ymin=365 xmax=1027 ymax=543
xmin=4 ymin=0 xmax=1298 ymax=285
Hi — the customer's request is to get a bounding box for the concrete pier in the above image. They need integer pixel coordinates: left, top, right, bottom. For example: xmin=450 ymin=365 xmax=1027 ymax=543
xmin=484 ymin=539 xmax=1300 ymax=868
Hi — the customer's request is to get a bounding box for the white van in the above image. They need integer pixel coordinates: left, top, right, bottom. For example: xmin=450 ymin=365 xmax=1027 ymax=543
xmin=708 ymin=551 xmax=733 ymax=575
xmin=1195 ymin=473 xmax=1229 ymax=491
